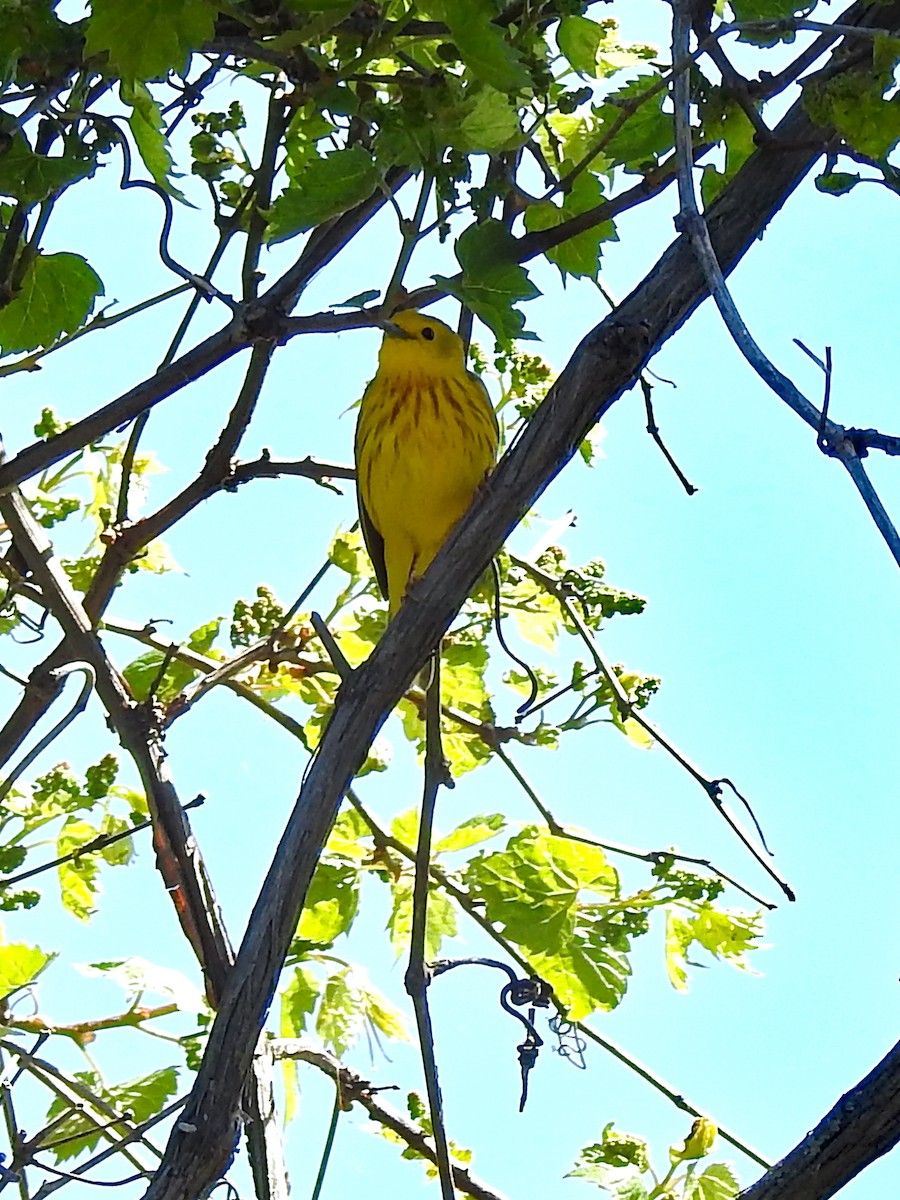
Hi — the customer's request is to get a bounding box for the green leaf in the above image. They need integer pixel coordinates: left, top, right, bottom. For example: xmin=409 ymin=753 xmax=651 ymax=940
xmin=0 ymin=252 xmax=104 ymax=355
xmin=557 ymin=15 xmax=605 ymax=75
xmin=0 ymin=133 xmax=96 ymax=204
xmin=454 ymin=85 xmax=523 ymax=153
xmin=316 ymin=965 xmax=364 ymax=1056
xmin=98 ymin=814 xmax=133 ymax=866
xmin=297 ymin=861 xmax=360 ymax=948
xmin=666 ymin=912 xmax=691 ymax=991
xmin=688 ymin=904 xmax=764 ymax=965
xmin=266 ymin=147 xmax=380 ymax=243
xmin=388 ymin=877 xmax=457 ymax=960
xmin=57 ymin=818 xmax=101 ymax=920
xmin=280 ymin=965 xmax=319 ymax=1038
xmin=45 ymin=1068 xmax=178 ymax=1162
xmin=436 ymin=219 xmax=540 ymax=342
xmin=434 ymin=813 xmax=505 ymax=854
xmin=324 ymin=808 xmax=373 ymax=862
xmin=121 ymin=80 xmax=188 ymax=201
xmin=529 ymin=931 xmax=631 ymax=1021
xmin=430 ymin=0 xmax=529 ymax=93
xmin=79 ymin=957 xmax=206 ymax=1011
xmin=593 ymin=74 xmax=673 ymax=171
xmin=523 ymin=168 xmax=616 ymax=281
xmin=466 ymin=827 xmax=618 ymax=941
xmin=122 ymin=618 xmax=216 ymax=703
xmin=688 ymin=1163 xmax=740 ymax=1200
xmin=279 ymin=965 xmax=319 ymax=1124
xmin=814 ymin=171 xmax=861 ymax=196
xmin=464 ymin=827 xmax=632 ymax=1017
xmin=365 ymin=987 xmax=409 ymax=1043
xmin=0 ymin=0 xmax=79 ymax=88
xmin=0 ymin=941 xmax=54 ymax=998
xmin=85 ymin=754 xmax=118 ymax=799
xmin=666 ymin=904 xmax=764 ymax=990
xmin=729 ymin=0 xmax=805 ymax=44
xmin=568 ymin=1123 xmax=651 ymax=1188
xmin=806 ymin=71 xmax=900 ymax=160
xmin=85 ymin=0 xmax=216 ymax=81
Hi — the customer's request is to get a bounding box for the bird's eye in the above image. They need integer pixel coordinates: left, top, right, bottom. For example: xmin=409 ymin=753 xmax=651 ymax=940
xmin=421 ymin=327 xmax=436 ymax=341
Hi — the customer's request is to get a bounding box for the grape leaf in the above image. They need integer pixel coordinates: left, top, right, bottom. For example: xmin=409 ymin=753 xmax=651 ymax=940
xmin=121 ymin=80 xmax=188 ymax=201
xmin=687 ymin=1163 xmax=741 ymax=1200
xmin=0 ymin=133 xmax=96 ymax=204
xmin=0 ymin=941 xmax=54 ymax=999
xmin=0 ymin=252 xmax=103 ymax=354
xmin=266 ymin=147 xmax=380 ymax=242
xmin=436 ymin=219 xmax=539 ymax=342
xmin=431 ymin=0 xmax=529 ymax=93
xmin=85 ymin=0 xmax=216 ymax=81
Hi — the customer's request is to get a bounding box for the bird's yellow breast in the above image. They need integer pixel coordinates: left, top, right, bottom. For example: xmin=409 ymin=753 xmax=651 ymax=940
xmin=355 ymin=364 xmax=497 ymax=612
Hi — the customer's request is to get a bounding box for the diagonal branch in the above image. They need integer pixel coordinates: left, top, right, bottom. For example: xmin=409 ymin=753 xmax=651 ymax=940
xmin=738 ymin=1036 xmax=900 ymax=1200
xmin=670 ymin=0 xmax=900 ymax=566
xmin=139 ymin=10 xmax=900 ymax=1193
xmin=272 ymin=1041 xmax=511 ymax=1200
xmin=0 ymin=456 xmax=234 ymax=1003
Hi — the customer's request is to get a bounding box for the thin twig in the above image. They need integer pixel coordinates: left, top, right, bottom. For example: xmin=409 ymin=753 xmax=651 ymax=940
xmin=384 ymin=171 xmax=434 ymax=307
xmin=670 ymin=0 xmax=900 ymax=568
xmin=512 ymin=555 xmax=794 ymax=901
xmin=640 ymin=378 xmax=698 ymax=494
xmin=272 ymin=1042 xmax=510 ymax=1200
xmin=0 ymin=1048 xmax=30 ymax=1200
xmin=309 ymin=1087 xmax=340 ymax=1200
xmin=404 ymin=655 xmax=455 ymax=1200
xmin=490 ymin=744 xmax=776 ymax=909
xmin=242 ymin=90 xmax=287 ymax=302
xmin=345 ymin=793 xmax=771 ymax=1168
xmin=0 ymin=1041 xmax=160 ymax=1172
xmin=0 ymin=795 xmax=204 ymax=890
xmin=310 ymin=614 xmax=352 ymax=683
xmin=29 ymin=1099 xmax=188 ymax=1200
xmin=0 ymin=662 xmax=95 ymax=804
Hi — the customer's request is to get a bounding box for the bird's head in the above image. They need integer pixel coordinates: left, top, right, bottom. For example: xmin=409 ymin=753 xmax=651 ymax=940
xmin=378 ymin=310 xmax=466 ymax=375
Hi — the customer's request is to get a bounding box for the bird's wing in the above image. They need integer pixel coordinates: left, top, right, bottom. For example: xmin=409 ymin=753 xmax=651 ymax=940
xmin=357 ymin=486 xmax=390 ymax=600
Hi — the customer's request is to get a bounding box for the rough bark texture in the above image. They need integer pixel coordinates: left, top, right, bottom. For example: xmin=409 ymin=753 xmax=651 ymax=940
xmin=0 ymin=5 xmax=891 ymax=1199
xmin=139 ymin=29 xmax=855 ymax=1200
xmin=740 ymin=1039 xmax=900 ymax=1200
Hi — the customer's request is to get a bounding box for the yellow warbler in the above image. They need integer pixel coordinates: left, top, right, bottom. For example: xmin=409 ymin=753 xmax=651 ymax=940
xmin=355 ymin=310 xmax=499 ymax=617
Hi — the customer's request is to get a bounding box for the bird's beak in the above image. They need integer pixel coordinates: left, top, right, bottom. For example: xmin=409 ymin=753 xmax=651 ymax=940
xmin=381 ymin=319 xmax=415 ymax=339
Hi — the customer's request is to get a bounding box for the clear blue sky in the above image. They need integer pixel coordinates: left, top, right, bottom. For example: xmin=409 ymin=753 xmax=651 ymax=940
xmin=2 ymin=2 xmax=899 ymax=1198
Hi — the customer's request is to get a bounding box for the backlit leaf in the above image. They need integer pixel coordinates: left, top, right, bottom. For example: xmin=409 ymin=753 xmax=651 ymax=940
xmin=431 ymin=0 xmax=529 ymax=93
xmin=85 ymin=0 xmax=215 ymax=81
xmin=0 ymin=253 xmax=103 ymax=354
xmin=0 ymin=941 xmax=54 ymax=998
xmin=121 ymin=80 xmax=188 ymax=201
xmin=267 ymin=147 xmax=380 ymax=242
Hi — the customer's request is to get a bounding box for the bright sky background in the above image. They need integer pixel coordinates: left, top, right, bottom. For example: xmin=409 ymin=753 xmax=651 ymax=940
xmin=2 ymin=2 xmax=899 ymax=1198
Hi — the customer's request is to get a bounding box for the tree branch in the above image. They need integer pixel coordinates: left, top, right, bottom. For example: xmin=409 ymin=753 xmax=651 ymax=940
xmin=139 ymin=10 xmax=900 ymax=1192
xmin=271 ymin=1040 xmax=512 ymax=1200
xmin=739 ymin=1037 xmax=900 ymax=1200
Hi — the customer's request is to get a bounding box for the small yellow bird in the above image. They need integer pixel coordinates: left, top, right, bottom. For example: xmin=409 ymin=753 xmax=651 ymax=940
xmin=354 ymin=310 xmax=499 ymax=617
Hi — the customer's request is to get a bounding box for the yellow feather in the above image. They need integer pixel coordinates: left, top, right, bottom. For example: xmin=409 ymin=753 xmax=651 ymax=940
xmin=354 ymin=311 xmax=499 ymax=617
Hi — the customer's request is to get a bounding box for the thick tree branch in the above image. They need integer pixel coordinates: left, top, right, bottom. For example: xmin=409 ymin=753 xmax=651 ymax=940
xmin=739 ymin=1037 xmax=900 ymax=1200
xmin=140 ymin=7 xmax=900 ymax=1193
xmin=0 ymin=460 xmax=234 ymax=1003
